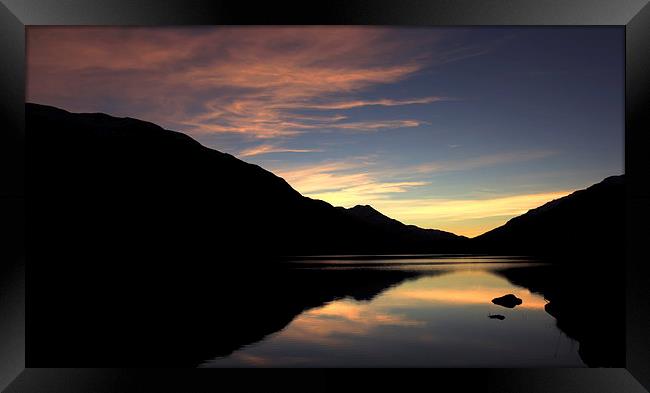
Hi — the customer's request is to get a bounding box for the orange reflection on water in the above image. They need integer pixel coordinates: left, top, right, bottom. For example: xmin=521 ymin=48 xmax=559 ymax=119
xmin=203 ymin=267 xmax=584 ymax=368
xmin=278 ymin=299 xmax=424 ymax=346
xmin=393 ymin=288 xmax=546 ymax=309
xmin=263 ymin=270 xmax=548 ymax=351
xmin=384 ymin=270 xmax=547 ymax=309
xmin=309 ymin=301 xmax=423 ymax=324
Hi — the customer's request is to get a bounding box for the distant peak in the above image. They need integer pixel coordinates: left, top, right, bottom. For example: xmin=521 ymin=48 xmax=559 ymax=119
xmin=351 ymin=204 xmax=377 ymax=211
xmin=347 ymin=205 xmax=395 ymax=222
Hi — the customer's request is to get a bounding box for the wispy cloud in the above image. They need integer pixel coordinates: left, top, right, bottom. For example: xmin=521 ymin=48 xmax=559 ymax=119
xmin=406 ymin=150 xmax=558 ymax=174
xmin=27 ymin=27 xmax=480 ymax=139
xmin=238 ymin=144 xmax=322 ymax=158
xmin=274 ymin=160 xmax=427 ymax=201
xmin=323 ymin=120 xmax=424 ymax=131
xmin=294 ymin=96 xmax=452 ymax=110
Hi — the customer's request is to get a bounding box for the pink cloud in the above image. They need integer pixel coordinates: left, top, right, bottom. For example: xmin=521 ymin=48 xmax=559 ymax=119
xmin=26 ymin=27 xmax=472 ymax=139
xmin=294 ymin=96 xmax=451 ymax=110
xmin=238 ymin=144 xmax=322 ymax=158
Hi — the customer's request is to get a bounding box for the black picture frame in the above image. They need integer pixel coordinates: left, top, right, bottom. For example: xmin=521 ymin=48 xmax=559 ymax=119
xmin=1 ymin=1 xmax=649 ymax=392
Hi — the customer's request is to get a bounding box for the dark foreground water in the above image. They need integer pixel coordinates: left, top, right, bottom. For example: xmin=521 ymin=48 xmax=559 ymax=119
xmin=199 ymin=256 xmax=621 ymax=368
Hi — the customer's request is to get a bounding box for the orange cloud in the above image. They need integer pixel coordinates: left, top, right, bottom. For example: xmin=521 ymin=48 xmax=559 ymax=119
xmin=323 ymin=120 xmax=424 ymax=131
xmin=293 ymin=96 xmax=451 ymax=110
xmin=26 ymin=27 xmax=472 ymax=139
xmin=238 ymin=144 xmax=322 ymax=158
xmin=274 ymin=160 xmax=427 ymax=197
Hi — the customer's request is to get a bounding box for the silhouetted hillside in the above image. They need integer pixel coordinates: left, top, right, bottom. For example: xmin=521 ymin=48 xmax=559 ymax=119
xmin=474 ymin=175 xmax=625 ymax=257
xmin=27 ymin=103 xmax=466 ymax=259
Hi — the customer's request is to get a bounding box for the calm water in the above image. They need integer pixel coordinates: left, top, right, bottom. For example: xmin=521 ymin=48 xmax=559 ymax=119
xmin=200 ymin=257 xmax=586 ymax=367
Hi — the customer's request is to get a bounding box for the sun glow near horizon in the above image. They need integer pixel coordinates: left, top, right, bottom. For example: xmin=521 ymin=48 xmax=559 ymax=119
xmin=283 ymin=175 xmax=572 ymax=238
xmin=271 ymin=154 xmax=576 ymax=237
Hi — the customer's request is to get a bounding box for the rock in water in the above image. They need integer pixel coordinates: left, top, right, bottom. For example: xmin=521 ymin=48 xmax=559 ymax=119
xmin=492 ymin=294 xmax=523 ymax=308
xmin=488 ymin=314 xmax=506 ymax=320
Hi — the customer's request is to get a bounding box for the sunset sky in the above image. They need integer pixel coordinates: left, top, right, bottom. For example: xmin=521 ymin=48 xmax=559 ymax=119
xmin=26 ymin=27 xmax=624 ymax=237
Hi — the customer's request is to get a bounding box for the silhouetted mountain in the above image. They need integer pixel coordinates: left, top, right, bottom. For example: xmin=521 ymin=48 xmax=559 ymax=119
xmin=27 ymin=103 xmax=466 ymax=259
xmin=343 ymin=204 xmax=466 ymax=243
xmin=473 ymin=175 xmax=625 ymax=257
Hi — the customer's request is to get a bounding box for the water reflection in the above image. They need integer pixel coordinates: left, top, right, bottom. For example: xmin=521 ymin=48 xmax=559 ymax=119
xmin=201 ymin=263 xmax=586 ymax=367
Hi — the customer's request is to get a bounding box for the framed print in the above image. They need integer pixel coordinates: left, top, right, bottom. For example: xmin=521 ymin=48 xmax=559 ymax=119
xmin=1 ymin=1 xmax=649 ymax=392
